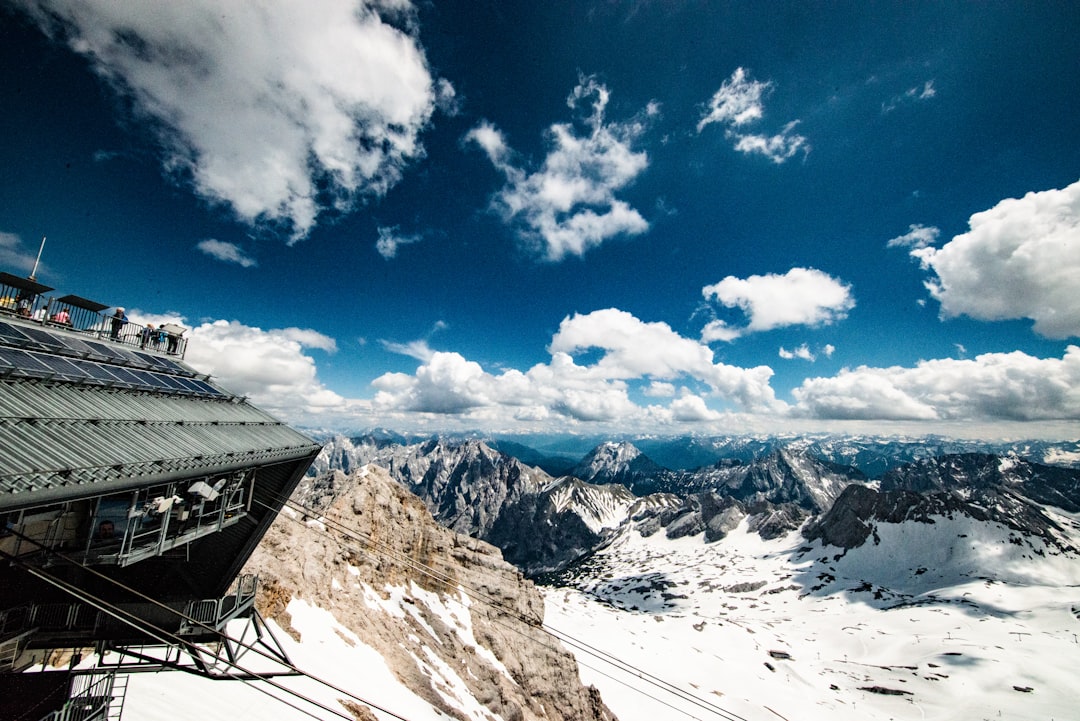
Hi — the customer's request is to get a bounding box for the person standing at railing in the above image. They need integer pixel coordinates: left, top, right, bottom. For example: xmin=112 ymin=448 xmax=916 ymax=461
xmin=141 ymin=323 xmax=155 ymax=349
xmin=15 ymin=292 xmax=33 ymax=318
xmin=109 ymin=307 xmax=127 ymax=340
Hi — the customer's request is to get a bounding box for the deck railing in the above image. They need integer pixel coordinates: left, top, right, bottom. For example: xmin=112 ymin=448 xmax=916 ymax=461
xmin=0 ymin=277 xmax=187 ymax=359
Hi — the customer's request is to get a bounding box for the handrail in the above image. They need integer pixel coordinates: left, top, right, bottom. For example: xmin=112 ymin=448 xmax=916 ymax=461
xmin=0 ymin=276 xmax=188 ymax=359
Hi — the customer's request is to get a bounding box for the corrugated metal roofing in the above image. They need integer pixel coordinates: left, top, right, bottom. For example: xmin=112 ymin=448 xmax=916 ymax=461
xmin=0 ymin=340 xmax=321 ymax=510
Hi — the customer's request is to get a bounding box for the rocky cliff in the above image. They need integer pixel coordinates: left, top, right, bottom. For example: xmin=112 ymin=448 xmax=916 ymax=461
xmin=243 ymin=465 xmax=617 ymax=721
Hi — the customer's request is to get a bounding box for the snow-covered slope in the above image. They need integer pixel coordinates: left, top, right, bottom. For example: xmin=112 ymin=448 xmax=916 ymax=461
xmin=544 ymin=510 xmax=1080 ymax=721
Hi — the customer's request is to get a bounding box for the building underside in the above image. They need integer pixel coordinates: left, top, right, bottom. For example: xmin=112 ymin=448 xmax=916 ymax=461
xmin=0 ymin=277 xmax=322 ymax=719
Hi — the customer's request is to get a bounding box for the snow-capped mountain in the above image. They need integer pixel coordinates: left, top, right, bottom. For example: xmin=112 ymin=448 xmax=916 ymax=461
xmin=543 ymin=501 xmax=1080 ymax=721
xmin=570 ymin=441 xmax=668 ymax=487
xmin=316 ymin=436 xmax=550 ymax=538
xmin=313 ymin=435 xmax=1080 ymax=579
xmin=119 ymin=437 xmax=1080 ymax=721
xmin=538 ymin=451 xmax=1080 ymax=720
xmin=488 ymin=476 xmax=640 ymax=573
xmin=801 ymin=452 xmax=1080 ymax=554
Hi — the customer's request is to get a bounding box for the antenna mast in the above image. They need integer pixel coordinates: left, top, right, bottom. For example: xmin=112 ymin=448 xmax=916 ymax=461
xmin=29 ymin=236 xmax=46 ymax=281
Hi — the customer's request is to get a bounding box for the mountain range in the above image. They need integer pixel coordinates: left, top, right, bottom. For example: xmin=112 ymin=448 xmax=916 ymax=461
xmin=120 ymin=432 xmax=1080 ymax=720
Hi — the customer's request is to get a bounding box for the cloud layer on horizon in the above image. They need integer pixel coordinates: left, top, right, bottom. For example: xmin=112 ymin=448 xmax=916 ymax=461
xmin=156 ymin=304 xmax=1080 ymax=435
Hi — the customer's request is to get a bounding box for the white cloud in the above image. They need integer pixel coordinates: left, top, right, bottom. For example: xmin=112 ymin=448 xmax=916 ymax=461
xmin=779 ymin=344 xmax=815 ymax=361
xmin=697 ymin=68 xmax=808 ymax=163
xmin=731 ymin=124 xmax=808 ymax=164
xmin=180 ymin=319 xmax=345 ymax=417
xmin=381 ymin=338 xmax=436 ymax=362
xmin=644 ymin=381 xmax=676 ymax=398
xmin=908 ymin=179 xmax=1080 ymax=338
xmin=883 ymin=79 xmax=937 ymax=113
xmin=549 ymin=308 xmax=782 ymax=411
xmin=466 ymin=75 xmax=651 ymax=260
xmin=375 ymin=226 xmax=422 ymax=259
xmin=17 ymin=0 xmax=439 ymax=242
xmin=822 ymin=344 xmax=835 ymax=358
xmin=0 ymin=231 xmax=38 ymax=275
xmin=669 ymin=393 xmax=724 ymax=422
xmin=196 ymin=239 xmax=257 ymax=267
xmin=370 ymin=308 xmax=785 ymax=426
xmin=702 ymin=267 xmax=854 ymax=338
xmin=700 ymin=319 xmax=741 ymax=343
xmin=886 ymin=223 xmax=940 ymax=250
xmin=697 ymin=67 xmax=770 ymax=131
xmin=794 ymin=346 xmax=1080 ymax=421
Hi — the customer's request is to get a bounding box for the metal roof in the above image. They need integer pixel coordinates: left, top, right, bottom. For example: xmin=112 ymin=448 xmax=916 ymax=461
xmin=53 ymin=294 xmax=111 ymax=313
xmin=0 ymin=272 xmax=53 ymax=295
xmin=0 ymin=340 xmax=321 ymax=511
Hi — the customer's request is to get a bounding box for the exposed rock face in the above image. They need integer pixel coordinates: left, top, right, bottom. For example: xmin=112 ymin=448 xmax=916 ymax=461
xmin=805 ymin=454 xmax=1080 ymax=552
xmin=244 ymin=466 xmax=617 ymax=721
xmin=627 ymin=447 xmax=865 ymax=513
xmin=318 ymin=437 xmax=551 ymax=539
xmin=488 ymin=477 xmax=637 ymax=574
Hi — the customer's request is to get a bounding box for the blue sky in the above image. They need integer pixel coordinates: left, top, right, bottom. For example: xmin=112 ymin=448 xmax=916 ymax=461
xmin=2 ymin=1 xmax=1079 ymax=439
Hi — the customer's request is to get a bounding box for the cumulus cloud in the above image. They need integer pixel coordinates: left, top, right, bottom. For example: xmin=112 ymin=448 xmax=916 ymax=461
xmin=196 ymin=239 xmax=256 ymax=267
xmin=15 ymin=0 xmax=439 ymax=242
xmin=550 ymin=309 xmax=782 ymax=410
xmin=793 ymin=346 xmax=1080 ymax=421
xmin=375 ymin=225 xmax=422 ymax=259
xmin=883 ymin=80 xmax=936 ymax=113
xmin=371 ymin=308 xmax=784 ymax=426
xmin=644 ymin=381 xmax=676 ymax=397
xmin=697 ymin=67 xmax=808 ymax=164
xmin=465 ymin=75 xmax=651 ymax=260
xmin=907 ymin=179 xmax=1080 ymax=338
xmin=702 ymin=267 xmax=855 ymax=339
xmin=163 ymin=319 xmax=346 ymax=419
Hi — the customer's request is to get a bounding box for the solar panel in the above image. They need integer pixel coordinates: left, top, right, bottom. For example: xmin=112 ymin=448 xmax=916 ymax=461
xmin=105 ymin=366 xmax=144 ymax=385
xmin=38 ymin=356 xmax=84 ymax=378
xmin=59 ymin=337 xmax=101 ymax=357
xmin=127 ymin=369 xmax=170 ymax=389
xmin=173 ymin=377 xmax=205 ymax=393
xmin=19 ymin=326 xmax=68 ymax=349
xmin=0 ymin=347 xmax=50 ymax=372
xmin=155 ymin=374 xmax=188 ymax=391
xmin=0 ymin=322 xmax=31 ymax=344
xmin=82 ymin=341 xmax=127 ymax=360
xmin=188 ymin=379 xmax=223 ymax=396
xmin=80 ymin=362 xmax=123 ymax=382
xmin=0 ymin=336 xmax=231 ymax=400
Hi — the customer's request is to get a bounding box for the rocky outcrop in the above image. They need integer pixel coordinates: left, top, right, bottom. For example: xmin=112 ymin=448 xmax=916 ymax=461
xmin=629 ymin=447 xmax=865 ymax=512
xmin=804 ymin=457 xmax=1080 ymax=553
xmin=244 ymin=466 xmax=617 ymax=721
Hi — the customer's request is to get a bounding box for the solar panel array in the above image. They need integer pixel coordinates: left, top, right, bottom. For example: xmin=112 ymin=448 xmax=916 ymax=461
xmin=0 ymin=320 xmax=230 ymax=399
